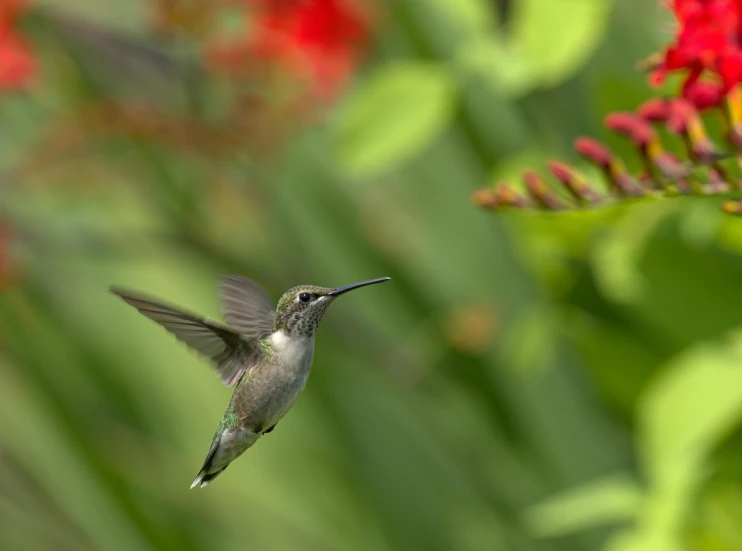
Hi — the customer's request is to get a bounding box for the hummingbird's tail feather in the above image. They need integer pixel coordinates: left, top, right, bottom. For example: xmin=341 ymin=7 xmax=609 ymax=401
xmin=191 ymin=467 xmax=226 ymax=489
xmin=190 ymin=472 xmax=205 ymax=489
xmin=190 ymin=439 xmax=221 ymax=489
xmin=190 ymin=428 xmax=255 ymax=489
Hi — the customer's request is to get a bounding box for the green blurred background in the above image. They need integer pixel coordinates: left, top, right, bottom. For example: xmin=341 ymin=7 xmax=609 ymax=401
xmin=3 ymin=1 xmax=742 ymax=550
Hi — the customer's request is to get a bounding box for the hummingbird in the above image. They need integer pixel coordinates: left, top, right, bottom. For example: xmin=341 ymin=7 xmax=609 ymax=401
xmin=110 ymin=275 xmax=391 ymax=488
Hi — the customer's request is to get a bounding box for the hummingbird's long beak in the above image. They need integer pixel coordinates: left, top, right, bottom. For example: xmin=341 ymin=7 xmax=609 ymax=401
xmin=328 ymin=277 xmax=391 ymax=297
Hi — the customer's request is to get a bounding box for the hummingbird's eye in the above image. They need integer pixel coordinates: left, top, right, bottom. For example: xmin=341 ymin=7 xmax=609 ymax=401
xmin=299 ymin=292 xmax=311 ymax=303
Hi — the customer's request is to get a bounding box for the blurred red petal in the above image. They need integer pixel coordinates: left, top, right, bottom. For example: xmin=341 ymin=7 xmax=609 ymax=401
xmin=651 ymin=0 xmax=742 ymax=94
xmin=719 ymin=50 xmax=742 ymax=90
xmin=0 ymin=28 xmax=35 ymax=89
xmin=205 ymin=0 xmax=371 ymax=100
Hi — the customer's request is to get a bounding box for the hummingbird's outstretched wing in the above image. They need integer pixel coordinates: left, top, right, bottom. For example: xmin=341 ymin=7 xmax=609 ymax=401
xmin=110 ymin=287 xmax=252 ymax=387
xmin=218 ymin=275 xmax=276 ymax=339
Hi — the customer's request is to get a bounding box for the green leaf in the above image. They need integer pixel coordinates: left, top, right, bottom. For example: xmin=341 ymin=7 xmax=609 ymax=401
xmin=334 ymin=62 xmax=456 ymax=179
xmin=510 ymin=0 xmax=613 ymax=86
xmin=638 ymin=339 xmax=742 ymax=482
xmin=498 ymin=303 xmax=558 ymax=374
xmin=420 ymin=0 xmax=497 ymax=36
xmin=456 ymin=0 xmax=613 ymax=97
xmin=524 ymin=473 xmax=642 ymax=537
xmin=604 ymin=337 xmax=742 ymax=551
xmin=457 ymin=36 xmax=538 ymax=97
xmin=591 ymin=202 xmax=678 ymax=304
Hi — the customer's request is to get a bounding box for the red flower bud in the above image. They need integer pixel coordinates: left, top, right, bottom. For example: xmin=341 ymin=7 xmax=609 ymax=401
xmin=574 ymin=137 xmax=612 ymax=167
xmin=523 ymin=170 xmax=568 ymax=210
xmin=547 ymin=160 xmax=603 ymax=204
xmin=605 ymin=112 xmax=656 ymax=147
xmin=638 ymin=98 xmax=670 ymax=122
xmin=683 ymin=79 xmax=725 ymax=110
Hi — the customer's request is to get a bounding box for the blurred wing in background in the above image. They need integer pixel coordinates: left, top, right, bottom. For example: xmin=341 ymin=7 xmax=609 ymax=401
xmin=110 ymin=287 xmax=251 ymax=387
xmin=219 ymin=275 xmax=276 ymax=339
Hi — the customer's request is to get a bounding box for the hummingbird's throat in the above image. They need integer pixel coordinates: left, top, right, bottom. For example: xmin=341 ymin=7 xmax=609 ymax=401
xmin=285 ymin=298 xmax=333 ymax=337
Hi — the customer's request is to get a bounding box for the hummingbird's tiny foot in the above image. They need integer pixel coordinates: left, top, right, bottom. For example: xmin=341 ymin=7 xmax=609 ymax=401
xmin=254 ymin=423 xmax=276 ymax=435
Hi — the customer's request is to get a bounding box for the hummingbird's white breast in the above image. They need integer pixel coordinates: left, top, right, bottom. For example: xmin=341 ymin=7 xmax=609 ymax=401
xmin=258 ymin=330 xmax=315 ymax=426
xmin=269 ymin=329 xmax=315 ymax=371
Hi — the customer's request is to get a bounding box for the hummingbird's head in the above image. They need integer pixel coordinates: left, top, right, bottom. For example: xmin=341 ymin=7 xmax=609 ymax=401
xmin=274 ymin=277 xmax=391 ymax=337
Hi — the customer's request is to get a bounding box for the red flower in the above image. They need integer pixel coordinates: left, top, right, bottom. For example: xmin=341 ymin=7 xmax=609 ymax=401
xmin=0 ymin=0 xmax=35 ymax=90
xmin=652 ymin=0 xmax=742 ymax=107
xmin=206 ymin=0 xmax=371 ymax=100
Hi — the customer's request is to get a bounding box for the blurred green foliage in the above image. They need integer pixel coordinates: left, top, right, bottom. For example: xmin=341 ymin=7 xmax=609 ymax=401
xmin=3 ymin=1 xmax=742 ymax=550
